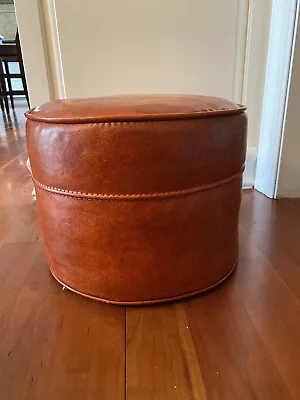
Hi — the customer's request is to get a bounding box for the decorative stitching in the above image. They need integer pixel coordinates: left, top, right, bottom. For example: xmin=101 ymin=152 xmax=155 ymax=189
xmin=33 ymin=167 xmax=244 ymax=201
xmin=25 ymin=106 xmax=246 ymax=124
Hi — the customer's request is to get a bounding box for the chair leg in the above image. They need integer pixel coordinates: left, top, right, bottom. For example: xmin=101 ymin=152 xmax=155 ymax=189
xmin=0 ymin=97 xmax=4 ymax=113
xmin=4 ymin=61 xmax=14 ymax=108
xmin=16 ymin=31 xmax=30 ymax=108
xmin=3 ymin=91 xmax=9 ymax=114
xmin=24 ymin=88 xmax=30 ymax=108
xmin=0 ymin=64 xmax=4 ymax=113
xmin=0 ymin=62 xmax=9 ymax=114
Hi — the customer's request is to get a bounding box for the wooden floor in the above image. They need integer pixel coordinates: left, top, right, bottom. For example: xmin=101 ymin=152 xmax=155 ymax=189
xmin=1 ymin=102 xmax=300 ymax=399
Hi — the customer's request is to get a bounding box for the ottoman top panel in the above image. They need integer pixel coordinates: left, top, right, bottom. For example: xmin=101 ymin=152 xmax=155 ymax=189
xmin=25 ymin=94 xmax=246 ymax=124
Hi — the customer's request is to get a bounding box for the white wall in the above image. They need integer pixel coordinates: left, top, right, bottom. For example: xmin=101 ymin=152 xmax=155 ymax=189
xmin=276 ymin=19 xmax=300 ymax=198
xmin=55 ymin=0 xmax=241 ymax=100
xmin=53 ymin=0 xmax=271 ymax=147
xmin=243 ymin=0 xmax=273 ymax=148
xmin=16 ymin=0 xmax=273 ymax=152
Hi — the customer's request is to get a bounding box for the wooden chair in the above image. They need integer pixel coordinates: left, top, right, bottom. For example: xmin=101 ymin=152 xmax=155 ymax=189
xmin=0 ymin=31 xmax=30 ymax=113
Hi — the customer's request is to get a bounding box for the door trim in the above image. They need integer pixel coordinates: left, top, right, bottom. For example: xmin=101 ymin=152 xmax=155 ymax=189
xmin=39 ymin=0 xmax=66 ymax=100
xmin=255 ymin=0 xmax=299 ymax=198
xmin=14 ymin=0 xmax=52 ymax=106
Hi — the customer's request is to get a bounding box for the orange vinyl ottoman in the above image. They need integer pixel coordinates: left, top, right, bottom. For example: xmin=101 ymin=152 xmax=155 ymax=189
xmin=25 ymin=95 xmax=247 ymax=305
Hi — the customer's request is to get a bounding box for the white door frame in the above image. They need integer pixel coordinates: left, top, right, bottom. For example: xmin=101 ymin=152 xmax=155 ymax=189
xmin=14 ymin=0 xmax=66 ymax=107
xmin=255 ymin=0 xmax=299 ymax=198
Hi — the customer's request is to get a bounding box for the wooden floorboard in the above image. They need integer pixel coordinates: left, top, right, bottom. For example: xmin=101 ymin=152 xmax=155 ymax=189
xmin=126 ymin=304 xmax=207 ymax=400
xmin=0 ymin=243 xmax=125 ymax=400
xmin=185 ymin=290 xmax=292 ymax=400
xmin=1 ymin=102 xmax=300 ymax=398
xmin=240 ymin=192 xmax=300 ymax=302
xmin=0 ymin=103 xmax=125 ymax=400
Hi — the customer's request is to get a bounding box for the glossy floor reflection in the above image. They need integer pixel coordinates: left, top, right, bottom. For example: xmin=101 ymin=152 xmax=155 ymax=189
xmin=0 ymin=104 xmax=300 ymax=399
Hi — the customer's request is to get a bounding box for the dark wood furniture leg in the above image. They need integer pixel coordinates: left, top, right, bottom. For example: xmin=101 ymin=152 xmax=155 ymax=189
xmin=0 ymin=60 xmax=9 ymax=114
xmin=3 ymin=61 xmax=14 ymax=108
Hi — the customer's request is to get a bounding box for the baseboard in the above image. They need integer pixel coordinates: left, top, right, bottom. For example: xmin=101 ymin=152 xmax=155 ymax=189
xmin=242 ymin=147 xmax=257 ymax=189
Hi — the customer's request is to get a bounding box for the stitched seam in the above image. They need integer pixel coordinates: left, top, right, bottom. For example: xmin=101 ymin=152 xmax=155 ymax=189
xmin=32 ymin=168 xmax=244 ymax=200
xmin=25 ymin=107 xmax=246 ymax=124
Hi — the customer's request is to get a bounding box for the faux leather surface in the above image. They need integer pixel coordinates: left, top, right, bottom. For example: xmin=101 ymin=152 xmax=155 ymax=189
xmin=26 ymin=95 xmax=247 ymax=304
xmin=25 ymin=94 xmax=245 ymax=123
xmin=26 ymin=116 xmax=247 ymax=195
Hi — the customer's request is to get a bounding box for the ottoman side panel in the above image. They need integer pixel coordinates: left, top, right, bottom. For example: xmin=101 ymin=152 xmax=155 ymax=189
xmin=26 ymin=114 xmax=247 ymax=196
xmin=35 ymin=176 xmax=241 ymax=304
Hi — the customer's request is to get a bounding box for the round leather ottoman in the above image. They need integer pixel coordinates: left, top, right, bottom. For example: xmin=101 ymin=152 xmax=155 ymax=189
xmin=25 ymin=95 xmax=247 ymax=305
